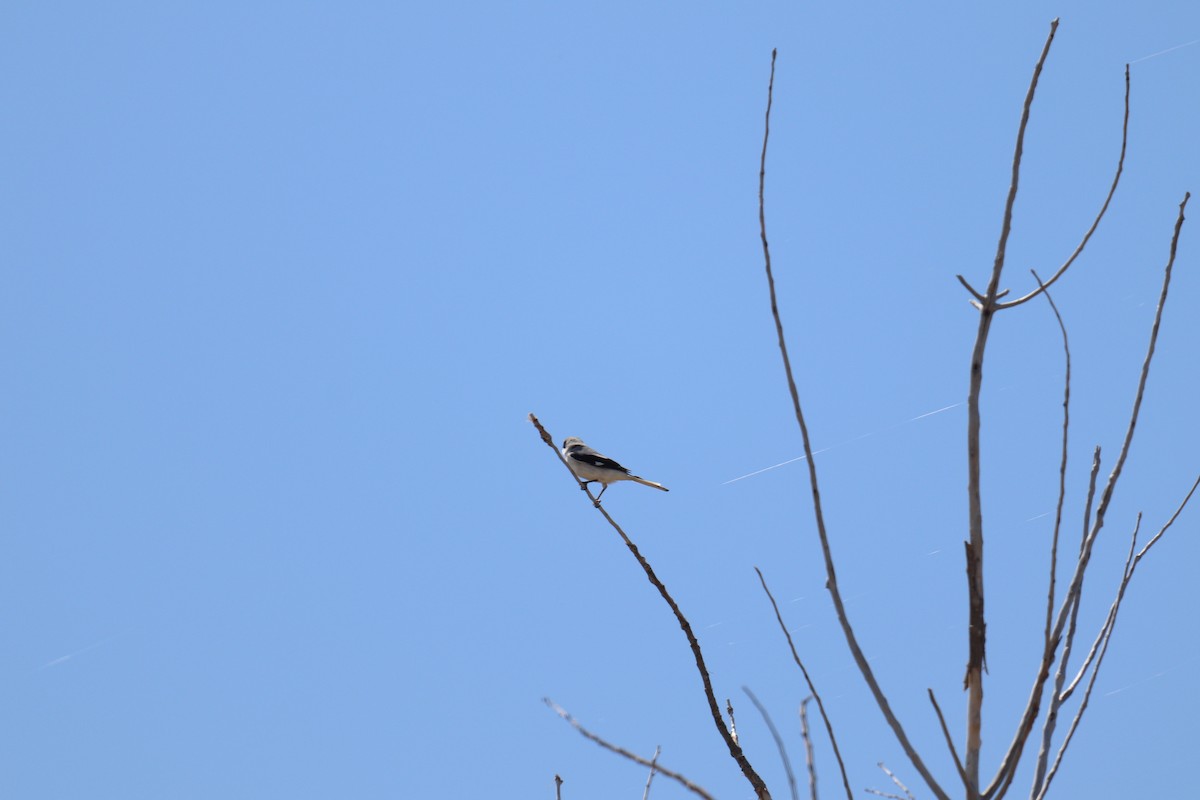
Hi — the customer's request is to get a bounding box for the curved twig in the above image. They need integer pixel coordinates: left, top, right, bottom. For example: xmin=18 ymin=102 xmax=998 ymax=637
xmin=755 ymin=51 xmax=949 ymax=800
xmin=531 ymin=414 xmax=772 ymax=799
xmin=1032 ymin=269 xmax=1071 ymax=655
xmin=996 ymin=65 xmax=1131 ymax=310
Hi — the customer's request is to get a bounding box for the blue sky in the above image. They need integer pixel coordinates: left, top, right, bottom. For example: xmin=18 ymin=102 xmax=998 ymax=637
xmin=3 ymin=2 xmax=1198 ymax=798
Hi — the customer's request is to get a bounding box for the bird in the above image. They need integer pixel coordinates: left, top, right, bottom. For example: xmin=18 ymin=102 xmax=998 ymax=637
xmin=561 ymin=437 xmax=669 ymax=501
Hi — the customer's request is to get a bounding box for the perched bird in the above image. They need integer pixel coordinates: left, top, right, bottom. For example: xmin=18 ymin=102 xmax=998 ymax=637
xmin=561 ymin=437 xmax=669 ymax=501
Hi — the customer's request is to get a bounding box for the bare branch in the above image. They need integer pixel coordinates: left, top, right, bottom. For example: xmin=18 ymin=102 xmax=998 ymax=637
xmin=799 ymin=699 xmax=818 ymax=800
xmin=996 ymin=65 xmax=1131 ymax=310
xmin=756 ymin=568 xmax=854 ymax=800
xmin=963 ymin=20 xmax=1059 ymax=793
xmin=642 ymin=746 xmax=662 ymax=800
xmin=744 ymin=687 xmax=799 ymax=800
xmin=755 ymin=47 xmax=949 ymax=800
xmin=1036 ymin=475 xmax=1200 ymax=800
xmin=928 ymin=689 xmax=970 ymax=788
xmin=555 ymin=774 xmax=563 ymax=800
xmin=532 ymin=415 xmax=771 ymax=798
xmin=987 ymin=192 xmax=1191 ymax=798
xmin=544 ymin=699 xmax=716 ymax=800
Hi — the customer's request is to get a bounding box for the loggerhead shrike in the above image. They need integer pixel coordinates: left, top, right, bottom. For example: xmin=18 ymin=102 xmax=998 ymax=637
xmin=561 ymin=437 xmax=669 ymax=501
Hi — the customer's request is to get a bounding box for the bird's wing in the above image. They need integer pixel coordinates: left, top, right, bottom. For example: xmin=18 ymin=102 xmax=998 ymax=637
xmin=568 ymin=449 xmax=630 ymax=474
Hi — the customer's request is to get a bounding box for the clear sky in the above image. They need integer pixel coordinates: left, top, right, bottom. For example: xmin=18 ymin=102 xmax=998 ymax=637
xmin=3 ymin=2 xmax=1198 ymax=798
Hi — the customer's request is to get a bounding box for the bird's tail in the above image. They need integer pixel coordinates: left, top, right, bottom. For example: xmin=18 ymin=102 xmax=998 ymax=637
xmin=630 ymin=475 xmax=669 ymax=492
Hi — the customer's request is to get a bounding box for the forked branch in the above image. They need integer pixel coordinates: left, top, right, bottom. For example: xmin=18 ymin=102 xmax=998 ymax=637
xmin=963 ymin=20 xmax=1060 ymax=795
xmin=995 ymin=65 xmax=1131 ymax=310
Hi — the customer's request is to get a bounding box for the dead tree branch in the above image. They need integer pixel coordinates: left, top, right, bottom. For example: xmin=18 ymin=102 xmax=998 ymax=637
xmin=962 ymin=20 xmax=1060 ymax=794
xmin=531 ymin=414 xmax=772 ymax=799
xmin=985 ymin=192 xmax=1191 ymax=799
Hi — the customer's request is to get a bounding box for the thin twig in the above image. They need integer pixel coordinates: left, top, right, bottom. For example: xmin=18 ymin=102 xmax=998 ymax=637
xmin=744 ymin=687 xmax=799 ymax=800
xmin=927 ymin=689 xmax=969 ymax=788
xmin=531 ymin=414 xmax=771 ymax=799
xmin=555 ymin=773 xmax=563 ymax=800
xmin=956 ymin=274 xmax=1010 ymax=306
xmin=755 ymin=48 xmax=949 ymax=800
xmin=963 ymin=20 xmax=1060 ymax=795
xmin=642 ymin=746 xmax=662 ymax=800
xmin=878 ymin=763 xmax=917 ymax=800
xmin=544 ymin=699 xmax=716 ymax=800
xmin=728 ymin=698 xmax=739 ymax=745
xmin=997 ymin=66 xmax=1131 ymax=310
xmin=1035 ymin=475 xmax=1200 ymax=800
xmin=756 ymin=568 xmax=854 ymax=800
xmin=987 ymin=192 xmax=1191 ymax=799
xmin=799 ymin=699 xmax=818 ymax=800
xmin=956 ymin=274 xmax=987 ymax=303
xmin=1032 ymin=268 xmax=1071 ymax=654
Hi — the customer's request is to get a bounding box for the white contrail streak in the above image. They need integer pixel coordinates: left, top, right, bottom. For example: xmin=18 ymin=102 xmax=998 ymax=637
xmin=37 ymin=637 xmax=115 ymax=670
xmin=1129 ymin=37 xmax=1200 ymax=64
xmin=722 ymin=401 xmax=962 ymax=485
